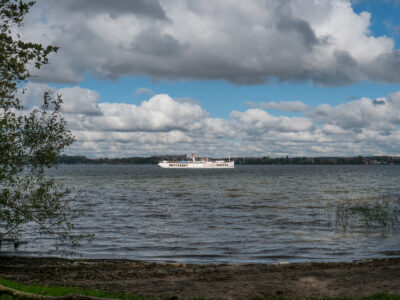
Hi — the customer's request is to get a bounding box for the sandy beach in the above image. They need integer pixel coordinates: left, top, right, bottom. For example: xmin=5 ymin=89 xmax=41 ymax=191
xmin=1 ymin=256 xmax=400 ymax=299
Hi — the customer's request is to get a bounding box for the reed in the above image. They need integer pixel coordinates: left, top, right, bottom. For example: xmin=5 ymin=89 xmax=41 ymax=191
xmin=330 ymin=194 xmax=400 ymax=231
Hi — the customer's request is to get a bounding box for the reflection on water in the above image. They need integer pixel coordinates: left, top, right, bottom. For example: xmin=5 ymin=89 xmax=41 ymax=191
xmin=1 ymin=164 xmax=400 ymax=263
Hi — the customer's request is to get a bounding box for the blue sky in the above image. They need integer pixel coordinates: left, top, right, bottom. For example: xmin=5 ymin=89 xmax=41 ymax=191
xmin=19 ymin=0 xmax=400 ymax=157
xmin=74 ymin=77 xmax=400 ymax=119
xmin=353 ymin=0 xmax=400 ymax=46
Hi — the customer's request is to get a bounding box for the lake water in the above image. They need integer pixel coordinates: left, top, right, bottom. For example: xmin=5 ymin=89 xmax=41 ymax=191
xmin=1 ymin=164 xmax=400 ymax=263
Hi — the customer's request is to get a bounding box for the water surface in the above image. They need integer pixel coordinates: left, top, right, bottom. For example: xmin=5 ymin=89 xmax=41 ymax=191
xmin=1 ymin=164 xmax=399 ymax=263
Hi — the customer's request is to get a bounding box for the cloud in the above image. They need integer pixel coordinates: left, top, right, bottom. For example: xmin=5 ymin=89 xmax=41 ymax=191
xmin=58 ymin=87 xmax=102 ymax=115
xmin=175 ymin=97 xmax=201 ymax=105
xmin=47 ymin=0 xmax=167 ymax=20
xmin=17 ymin=82 xmax=51 ymax=109
xmin=384 ymin=20 xmax=400 ymax=36
xmin=131 ymin=28 xmax=187 ymax=57
xmin=85 ymin=94 xmax=208 ymax=132
xmin=231 ymin=109 xmax=315 ymax=133
xmin=20 ymin=83 xmax=400 ymax=158
xmin=259 ymin=100 xmax=308 ymax=112
xmin=372 ymin=98 xmax=385 ymax=105
xmin=20 ymin=0 xmax=400 ymax=85
xmin=307 ymin=93 xmax=400 ymax=132
xmin=134 ymin=87 xmax=154 ymax=95
xmin=18 ymin=83 xmax=102 ymax=115
xmin=275 ymin=14 xmax=319 ymax=51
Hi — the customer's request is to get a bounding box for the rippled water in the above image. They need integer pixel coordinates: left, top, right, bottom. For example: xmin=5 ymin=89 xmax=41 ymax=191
xmin=1 ymin=164 xmax=400 ymax=263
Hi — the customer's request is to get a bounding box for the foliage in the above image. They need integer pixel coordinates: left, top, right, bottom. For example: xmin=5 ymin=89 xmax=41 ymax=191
xmin=0 ymin=1 xmax=75 ymax=245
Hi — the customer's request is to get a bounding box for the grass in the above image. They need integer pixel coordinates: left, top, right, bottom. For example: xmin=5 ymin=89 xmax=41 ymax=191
xmin=0 ymin=277 xmax=149 ymax=300
xmin=1 ymin=277 xmax=400 ymax=300
xmin=254 ymin=296 xmax=400 ymax=300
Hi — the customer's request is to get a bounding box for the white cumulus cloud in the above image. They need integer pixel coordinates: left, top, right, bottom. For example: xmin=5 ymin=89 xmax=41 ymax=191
xmin=19 ymin=83 xmax=400 ymax=158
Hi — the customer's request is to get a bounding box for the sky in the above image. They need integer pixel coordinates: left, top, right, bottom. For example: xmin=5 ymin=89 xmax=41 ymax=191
xmin=17 ymin=0 xmax=400 ymax=158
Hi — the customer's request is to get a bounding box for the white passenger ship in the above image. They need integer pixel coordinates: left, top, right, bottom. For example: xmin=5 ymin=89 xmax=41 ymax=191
xmin=158 ymin=154 xmax=234 ymax=169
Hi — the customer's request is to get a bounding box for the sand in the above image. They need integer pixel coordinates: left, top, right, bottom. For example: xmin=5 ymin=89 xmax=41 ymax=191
xmin=1 ymin=256 xmax=400 ymax=299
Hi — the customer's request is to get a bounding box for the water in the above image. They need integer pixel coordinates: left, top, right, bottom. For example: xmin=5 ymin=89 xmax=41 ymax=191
xmin=1 ymin=164 xmax=400 ymax=263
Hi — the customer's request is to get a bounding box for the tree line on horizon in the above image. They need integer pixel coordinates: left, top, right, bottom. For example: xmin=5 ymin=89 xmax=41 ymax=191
xmin=57 ymin=154 xmax=400 ymax=165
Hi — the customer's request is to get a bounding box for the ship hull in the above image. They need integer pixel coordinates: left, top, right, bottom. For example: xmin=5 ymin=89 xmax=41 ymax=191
xmin=158 ymin=161 xmax=234 ymax=169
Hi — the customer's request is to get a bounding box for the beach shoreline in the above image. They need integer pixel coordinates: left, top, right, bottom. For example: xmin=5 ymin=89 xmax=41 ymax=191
xmin=1 ymin=256 xmax=400 ymax=299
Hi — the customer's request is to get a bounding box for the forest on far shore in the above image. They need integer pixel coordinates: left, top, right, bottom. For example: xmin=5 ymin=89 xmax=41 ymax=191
xmin=58 ymin=155 xmax=400 ymax=165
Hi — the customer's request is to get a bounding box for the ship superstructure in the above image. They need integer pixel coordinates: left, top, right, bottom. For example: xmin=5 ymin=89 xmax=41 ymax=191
xmin=158 ymin=154 xmax=234 ymax=169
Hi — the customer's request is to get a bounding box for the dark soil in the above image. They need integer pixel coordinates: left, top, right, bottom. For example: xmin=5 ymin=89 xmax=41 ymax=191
xmin=1 ymin=256 xmax=400 ymax=299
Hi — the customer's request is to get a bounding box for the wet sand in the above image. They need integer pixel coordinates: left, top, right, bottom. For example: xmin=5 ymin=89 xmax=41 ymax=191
xmin=1 ymin=256 xmax=400 ymax=299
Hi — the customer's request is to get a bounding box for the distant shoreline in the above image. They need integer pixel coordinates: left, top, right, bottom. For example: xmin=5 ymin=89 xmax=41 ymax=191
xmin=58 ymin=154 xmax=400 ymax=165
xmin=1 ymin=256 xmax=400 ymax=299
